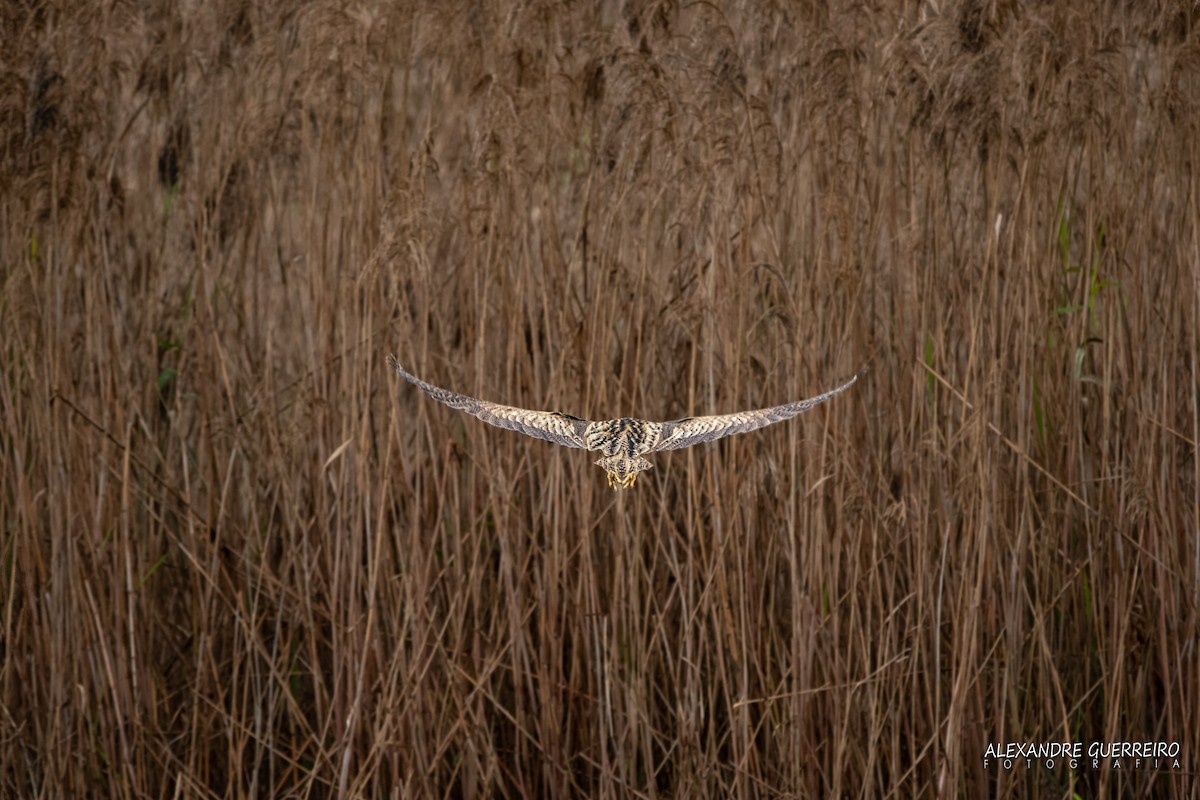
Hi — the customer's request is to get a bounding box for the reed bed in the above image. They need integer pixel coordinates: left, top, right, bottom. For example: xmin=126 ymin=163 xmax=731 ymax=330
xmin=2 ymin=1 xmax=1197 ymax=796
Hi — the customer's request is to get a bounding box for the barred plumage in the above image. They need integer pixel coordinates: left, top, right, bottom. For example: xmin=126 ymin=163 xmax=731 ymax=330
xmin=389 ymin=355 xmax=863 ymax=490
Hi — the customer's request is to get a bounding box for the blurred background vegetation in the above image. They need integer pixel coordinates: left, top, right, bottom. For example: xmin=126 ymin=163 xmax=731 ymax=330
xmin=2 ymin=1 xmax=1197 ymax=796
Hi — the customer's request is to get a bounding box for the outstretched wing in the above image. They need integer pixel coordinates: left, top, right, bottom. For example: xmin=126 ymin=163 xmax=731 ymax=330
xmin=388 ymin=355 xmax=591 ymax=449
xmin=651 ymin=367 xmax=865 ymax=452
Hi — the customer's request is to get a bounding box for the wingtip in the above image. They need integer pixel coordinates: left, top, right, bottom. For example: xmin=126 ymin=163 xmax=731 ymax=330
xmin=387 ymin=354 xmax=415 ymax=381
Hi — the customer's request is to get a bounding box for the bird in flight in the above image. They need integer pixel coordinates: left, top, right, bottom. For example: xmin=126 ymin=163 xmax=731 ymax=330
xmin=388 ymin=355 xmax=863 ymax=490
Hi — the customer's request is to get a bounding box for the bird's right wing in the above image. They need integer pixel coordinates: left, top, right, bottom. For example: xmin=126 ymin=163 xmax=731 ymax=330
xmin=388 ymin=355 xmax=592 ymax=449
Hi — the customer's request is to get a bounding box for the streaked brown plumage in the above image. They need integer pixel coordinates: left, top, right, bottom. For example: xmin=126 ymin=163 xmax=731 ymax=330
xmin=388 ymin=355 xmax=864 ymax=489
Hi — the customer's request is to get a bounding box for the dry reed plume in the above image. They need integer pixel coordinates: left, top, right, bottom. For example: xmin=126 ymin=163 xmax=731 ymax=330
xmin=2 ymin=1 xmax=1198 ymax=797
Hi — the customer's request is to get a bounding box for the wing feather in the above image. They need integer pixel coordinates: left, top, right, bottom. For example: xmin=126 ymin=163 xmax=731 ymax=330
xmin=388 ymin=355 xmax=591 ymax=449
xmin=651 ymin=367 xmax=865 ymax=452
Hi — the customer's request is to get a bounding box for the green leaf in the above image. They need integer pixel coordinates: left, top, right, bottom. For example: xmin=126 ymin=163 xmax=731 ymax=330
xmin=157 ymin=368 xmax=176 ymax=394
xmin=1055 ymin=305 xmax=1085 ymax=316
xmin=138 ymin=553 xmax=169 ymax=589
xmin=1057 ymin=202 xmax=1071 ymax=268
xmin=163 ymin=183 xmax=179 ymax=218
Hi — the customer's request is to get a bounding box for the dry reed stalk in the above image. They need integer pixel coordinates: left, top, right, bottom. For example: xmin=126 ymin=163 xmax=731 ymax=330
xmin=1 ymin=1 xmax=1197 ymax=797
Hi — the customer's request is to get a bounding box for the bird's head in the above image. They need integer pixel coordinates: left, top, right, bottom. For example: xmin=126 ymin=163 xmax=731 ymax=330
xmin=595 ymin=455 xmax=652 ymax=490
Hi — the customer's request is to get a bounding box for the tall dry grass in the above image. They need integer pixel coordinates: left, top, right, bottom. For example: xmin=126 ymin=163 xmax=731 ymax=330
xmin=2 ymin=1 xmax=1198 ymax=797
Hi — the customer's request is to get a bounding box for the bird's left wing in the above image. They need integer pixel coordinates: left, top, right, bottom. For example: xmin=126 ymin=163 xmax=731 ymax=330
xmin=388 ymin=355 xmax=591 ymax=449
xmin=651 ymin=367 xmax=865 ymax=452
